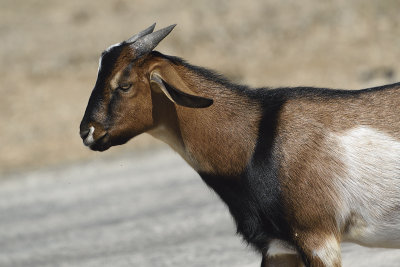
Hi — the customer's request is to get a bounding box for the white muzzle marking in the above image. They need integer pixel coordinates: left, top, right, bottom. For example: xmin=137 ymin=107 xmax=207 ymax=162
xmin=83 ymin=126 xmax=95 ymax=146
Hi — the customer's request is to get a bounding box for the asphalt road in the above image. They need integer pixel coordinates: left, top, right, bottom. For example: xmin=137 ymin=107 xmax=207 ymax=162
xmin=0 ymin=148 xmax=399 ymax=267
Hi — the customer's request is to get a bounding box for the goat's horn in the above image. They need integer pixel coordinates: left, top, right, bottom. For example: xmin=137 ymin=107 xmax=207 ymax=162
xmin=126 ymin=23 xmax=156 ymax=43
xmin=130 ymin=24 xmax=176 ymax=59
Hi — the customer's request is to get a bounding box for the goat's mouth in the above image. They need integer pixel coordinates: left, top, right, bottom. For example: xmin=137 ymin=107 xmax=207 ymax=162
xmin=81 ymin=126 xmax=111 ymax=152
xmin=88 ymin=133 xmax=111 ymax=151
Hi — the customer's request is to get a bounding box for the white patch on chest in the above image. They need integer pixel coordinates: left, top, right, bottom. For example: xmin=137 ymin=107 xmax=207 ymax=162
xmin=335 ymin=126 xmax=400 ymax=248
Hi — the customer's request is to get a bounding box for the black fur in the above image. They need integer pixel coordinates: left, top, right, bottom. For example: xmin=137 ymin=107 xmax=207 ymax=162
xmin=80 ymin=44 xmax=126 ymax=131
xmin=96 ymin=44 xmax=126 ymax=89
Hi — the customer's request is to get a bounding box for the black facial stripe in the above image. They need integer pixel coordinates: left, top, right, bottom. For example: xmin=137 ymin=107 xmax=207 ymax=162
xmin=96 ymin=44 xmax=125 ymax=88
xmin=81 ymin=43 xmax=128 ymax=127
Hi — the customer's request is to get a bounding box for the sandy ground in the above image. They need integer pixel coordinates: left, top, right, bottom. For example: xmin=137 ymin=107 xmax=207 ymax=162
xmin=0 ymin=148 xmax=399 ymax=267
xmin=1 ymin=0 xmax=400 ymax=174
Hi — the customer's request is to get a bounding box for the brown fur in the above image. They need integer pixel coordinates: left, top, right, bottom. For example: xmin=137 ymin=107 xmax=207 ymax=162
xmin=277 ymin=86 xmax=400 ymax=228
xmin=274 ymin=86 xmax=400 ymax=265
xmin=86 ymin=49 xmax=261 ymax=175
xmin=146 ymin=56 xmax=262 ymax=175
xmin=104 ymin=48 xmax=156 ymax=144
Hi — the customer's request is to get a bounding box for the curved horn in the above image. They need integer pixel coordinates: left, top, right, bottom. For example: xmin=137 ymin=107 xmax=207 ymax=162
xmin=130 ymin=24 xmax=176 ymax=59
xmin=126 ymin=23 xmax=156 ymax=43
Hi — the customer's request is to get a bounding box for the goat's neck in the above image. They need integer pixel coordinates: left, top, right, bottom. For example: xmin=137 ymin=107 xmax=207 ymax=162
xmin=149 ymin=68 xmax=262 ymax=176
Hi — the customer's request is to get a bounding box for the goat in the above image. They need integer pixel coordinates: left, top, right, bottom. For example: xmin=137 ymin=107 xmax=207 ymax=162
xmin=79 ymin=24 xmax=400 ymax=267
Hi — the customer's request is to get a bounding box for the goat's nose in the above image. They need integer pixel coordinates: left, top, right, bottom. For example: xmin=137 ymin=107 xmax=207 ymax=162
xmin=80 ymin=129 xmax=90 ymax=140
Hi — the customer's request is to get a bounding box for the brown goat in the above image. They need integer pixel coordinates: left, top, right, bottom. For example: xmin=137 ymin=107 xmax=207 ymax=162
xmin=79 ymin=24 xmax=400 ymax=267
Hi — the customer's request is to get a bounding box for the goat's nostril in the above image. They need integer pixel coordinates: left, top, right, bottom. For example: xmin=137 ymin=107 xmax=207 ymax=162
xmin=80 ymin=129 xmax=90 ymax=139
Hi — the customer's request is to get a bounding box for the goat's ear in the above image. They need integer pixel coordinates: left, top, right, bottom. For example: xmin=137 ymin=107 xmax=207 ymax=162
xmin=150 ymin=70 xmax=213 ymax=108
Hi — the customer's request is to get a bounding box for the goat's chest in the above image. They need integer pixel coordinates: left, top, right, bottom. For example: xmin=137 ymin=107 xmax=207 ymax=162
xmin=199 ymin=170 xmax=290 ymax=251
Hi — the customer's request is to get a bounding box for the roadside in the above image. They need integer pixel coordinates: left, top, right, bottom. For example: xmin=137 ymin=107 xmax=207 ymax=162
xmin=0 ymin=148 xmax=399 ymax=267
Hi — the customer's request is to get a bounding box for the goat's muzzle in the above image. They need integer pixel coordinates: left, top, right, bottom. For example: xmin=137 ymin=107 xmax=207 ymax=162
xmin=79 ymin=123 xmax=111 ymax=151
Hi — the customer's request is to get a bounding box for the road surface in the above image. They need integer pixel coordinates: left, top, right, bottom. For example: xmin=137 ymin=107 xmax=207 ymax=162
xmin=0 ymin=148 xmax=399 ymax=266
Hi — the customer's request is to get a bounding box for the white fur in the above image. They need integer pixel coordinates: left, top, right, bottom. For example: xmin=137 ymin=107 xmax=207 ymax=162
xmin=312 ymin=235 xmax=340 ymax=266
xmin=106 ymin=42 xmax=122 ymax=52
xmin=335 ymin=126 xmax=400 ymax=248
xmin=83 ymin=126 xmax=95 ymax=147
xmin=97 ymin=56 xmax=102 ymax=73
xmin=267 ymin=239 xmax=297 ymax=257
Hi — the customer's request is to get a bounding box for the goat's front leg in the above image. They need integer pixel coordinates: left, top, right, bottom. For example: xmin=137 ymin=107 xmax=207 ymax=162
xmin=261 ymin=232 xmax=341 ymax=267
xmin=296 ymin=233 xmax=342 ymax=267
xmin=261 ymin=254 xmax=304 ymax=267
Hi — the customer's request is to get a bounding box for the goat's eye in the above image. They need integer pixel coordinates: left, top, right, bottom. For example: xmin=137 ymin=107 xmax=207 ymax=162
xmin=118 ymin=83 xmax=132 ymax=92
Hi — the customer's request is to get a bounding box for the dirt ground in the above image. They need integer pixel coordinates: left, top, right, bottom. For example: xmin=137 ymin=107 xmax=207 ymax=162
xmin=1 ymin=0 xmax=400 ymax=174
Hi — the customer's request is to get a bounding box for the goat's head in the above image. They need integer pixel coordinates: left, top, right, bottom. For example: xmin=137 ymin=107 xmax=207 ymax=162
xmin=79 ymin=24 xmax=213 ymax=151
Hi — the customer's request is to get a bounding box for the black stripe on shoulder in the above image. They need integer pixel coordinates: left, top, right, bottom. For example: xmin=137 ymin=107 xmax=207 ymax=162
xmin=199 ymin=93 xmax=290 ymax=251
